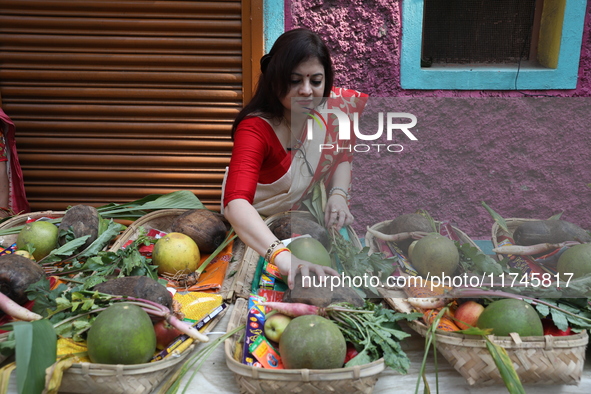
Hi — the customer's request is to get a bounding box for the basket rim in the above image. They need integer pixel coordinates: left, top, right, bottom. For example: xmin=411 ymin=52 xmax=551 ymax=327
xmin=409 ymin=319 xmax=589 ymax=349
xmin=0 ymin=210 xmax=66 ymax=230
xmin=224 ymin=298 xmax=386 ymax=381
xmin=65 ymin=344 xmax=196 ymax=375
xmin=109 ymin=208 xmax=189 ymax=251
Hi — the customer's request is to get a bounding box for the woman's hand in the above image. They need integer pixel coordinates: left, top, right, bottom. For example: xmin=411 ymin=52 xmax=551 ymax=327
xmin=324 ymin=194 xmax=354 ymax=231
xmin=274 ymin=251 xmax=339 ymax=289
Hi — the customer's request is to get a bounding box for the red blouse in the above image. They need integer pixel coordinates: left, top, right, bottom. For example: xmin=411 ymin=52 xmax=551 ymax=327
xmin=223 ymin=117 xmax=290 ymax=206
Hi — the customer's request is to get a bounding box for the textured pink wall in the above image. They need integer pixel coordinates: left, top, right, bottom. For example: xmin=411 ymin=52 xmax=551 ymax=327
xmin=288 ymin=1 xmax=591 ymax=239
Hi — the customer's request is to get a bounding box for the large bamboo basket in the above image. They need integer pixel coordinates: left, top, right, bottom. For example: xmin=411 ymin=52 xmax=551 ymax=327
xmin=224 ymin=211 xmax=384 ymax=393
xmin=226 ymin=210 xmax=363 ymax=301
xmin=0 ymin=210 xmax=66 ymax=248
xmin=381 ymin=289 xmax=588 ymax=386
xmin=224 ymin=298 xmax=384 ymax=394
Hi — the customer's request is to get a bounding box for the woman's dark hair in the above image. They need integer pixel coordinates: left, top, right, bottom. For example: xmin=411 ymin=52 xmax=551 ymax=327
xmin=231 ymin=28 xmax=334 ymax=138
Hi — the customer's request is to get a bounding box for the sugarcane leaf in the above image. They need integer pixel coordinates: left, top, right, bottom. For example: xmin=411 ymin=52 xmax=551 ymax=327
xmin=484 ymin=338 xmax=525 ymax=394
xmin=481 ymin=201 xmax=509 ymax=234
xmin=548 ymin=211 xmax=563 ymax=220
xmin=13 ymin=319 xmax=57 ymax=394
xmin=98 ymin=190 xmax=204 ymax=216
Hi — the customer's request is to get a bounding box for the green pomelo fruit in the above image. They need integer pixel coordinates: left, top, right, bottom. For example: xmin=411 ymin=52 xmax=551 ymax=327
xmin=87 ymin=303 xmax=156 ymax=365
xmin=557 ymin=243 xmax=591 ymax=280
xmin=16 ymin=221 xmax=59 ymax=261
xmin=410 ymin=233 xmax=459 ymax=279
xmin=477 ymin=299 xmax=543 ymax=337
xmin=279 ymin=315 xmax=346 ymax=369
xmin=287 ymin=237 xmax=332 ymax=267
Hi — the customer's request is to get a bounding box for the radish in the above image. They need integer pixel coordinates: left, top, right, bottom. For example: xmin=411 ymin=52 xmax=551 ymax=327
xmin=258 ymin=301 xmax=372 ymax=318
xmin=493 ymin=241 xmax=579 ymax=256
xmin=0 ymin=292 xmax=42 ymax=321
xmin=365 ymin=227 xmax=429 ymax=243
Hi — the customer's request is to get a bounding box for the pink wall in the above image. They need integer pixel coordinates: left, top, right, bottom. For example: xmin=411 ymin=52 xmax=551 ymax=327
xmin=288 ymin=1 xmax=591 ymax=239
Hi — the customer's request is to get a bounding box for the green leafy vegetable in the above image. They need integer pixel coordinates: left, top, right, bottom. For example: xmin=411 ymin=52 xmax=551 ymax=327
xmin=481 ymin=201 xmax=509 ymax=234
xmin=328 ymin=300 xmax=421 ymax=373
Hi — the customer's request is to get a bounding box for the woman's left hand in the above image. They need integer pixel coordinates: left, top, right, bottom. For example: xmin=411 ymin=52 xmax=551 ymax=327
xmin=324 ymin=194 xmax=354 ymax=231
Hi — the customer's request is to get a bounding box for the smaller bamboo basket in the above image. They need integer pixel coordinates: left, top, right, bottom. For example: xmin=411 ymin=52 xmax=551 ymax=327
xmin=387 ymin=301 xmax=589 ymax=386
xmin=0 ymin=210 xmax=66 ymax=248
xmin=224 ymin=298 xmax=385 ymax=394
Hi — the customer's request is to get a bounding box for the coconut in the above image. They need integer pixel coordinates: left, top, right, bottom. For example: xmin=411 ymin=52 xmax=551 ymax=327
xmin=385 ymin=213 xmax=434 ymax=255
xmin=170 ymin=209 xmax=227 ymax=254
xmin=58 ymin=204 xmax=100 ymax=251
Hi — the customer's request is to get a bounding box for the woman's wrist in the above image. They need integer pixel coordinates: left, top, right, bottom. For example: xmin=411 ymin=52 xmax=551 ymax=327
xmin=273 ymin=251 xmax=292 ymax=275
xmin=329 ymin=186 xmax=350 ymax=201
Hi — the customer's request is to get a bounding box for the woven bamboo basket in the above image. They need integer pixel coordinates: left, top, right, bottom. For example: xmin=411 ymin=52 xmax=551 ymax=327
xmin=0 ymin=210 xmax=66 ymax=248
xmin=0 ymin=209 xmax=229 ymax=392
xmin=381 ymin=288 xmax=589 ymax=386
xmin=227 ymin=210 xmax=363 ymax=301
xmin=224 ymin=298 xmax=384 ymax=394
xmin=224 ymin=211 xmax=384 ymax=393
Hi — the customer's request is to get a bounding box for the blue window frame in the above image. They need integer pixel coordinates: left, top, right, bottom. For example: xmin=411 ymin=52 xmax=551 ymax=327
xmin=400 ymin=0 xmax=587 ymax=90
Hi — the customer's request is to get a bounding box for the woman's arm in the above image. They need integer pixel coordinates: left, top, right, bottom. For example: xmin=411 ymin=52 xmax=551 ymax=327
xmin=324 ymin=161 xmax=353 ymax=230
xmin=224 ymin=198 xmax=338 ymax=289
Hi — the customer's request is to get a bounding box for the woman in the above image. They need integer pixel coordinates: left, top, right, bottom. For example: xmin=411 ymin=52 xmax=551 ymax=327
xmin=223 ymin=29 xmax=367 ymax=289
xmin=0 ymin=108 xmax=29 ymax=218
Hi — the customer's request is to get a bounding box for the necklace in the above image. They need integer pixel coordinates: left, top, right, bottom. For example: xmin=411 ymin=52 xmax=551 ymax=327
xmin=283 ymin=117 xmax=303 ymax=151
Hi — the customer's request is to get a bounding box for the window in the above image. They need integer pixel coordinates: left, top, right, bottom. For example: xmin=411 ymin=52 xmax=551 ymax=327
xmin=400 ymin=0 xmax=586 ymax=90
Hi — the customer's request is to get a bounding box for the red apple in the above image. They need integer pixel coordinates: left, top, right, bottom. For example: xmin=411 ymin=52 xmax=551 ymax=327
xmin=542 ymin=318 xmax=573 ymax=336
xmin=454 ymin=300 xmax=485 ymax=330
xmin=153 ymin=320 xmax=183 ymax=350
xmin=264 ymin=313 xmax=292 ymax=343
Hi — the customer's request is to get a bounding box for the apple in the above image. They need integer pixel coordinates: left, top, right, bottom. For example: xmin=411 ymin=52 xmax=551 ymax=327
xmin=264 ymin=313 xmax=292 ymax=343
xmin=454 ymin=300 xmax=485 ymax=330
xmin=153 ymin=320 xmax=183 ymax=350
xmin=542 ymin=318 xmax=573 ymax=336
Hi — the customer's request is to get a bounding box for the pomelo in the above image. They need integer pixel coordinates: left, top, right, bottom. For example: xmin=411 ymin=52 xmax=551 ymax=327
xmin=477 ymin=298 xmax=543 ymax=337
xmin=287 ymin=237 xmax=332 ymax=267
xmin=152 ymin=232 xmax=200 ymax=276
xmin=16 ymin=221 xmax=59 ymax=261
xmin=86 ymin=303 xmax=156 ymax=364
xmin=279 ymin=315 xmax=346 ymax=369
xmin=557 ymin=243 xmax=591 ymax=280
xmin=410 ymin=233 xmax=459 ymax=279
